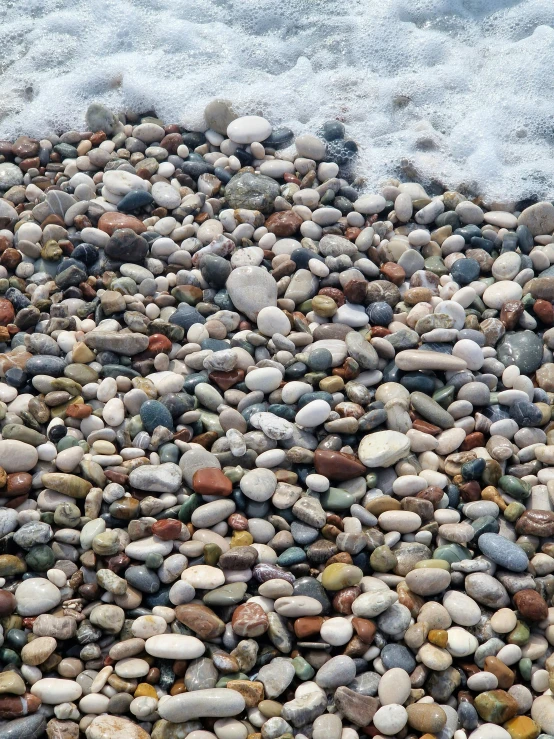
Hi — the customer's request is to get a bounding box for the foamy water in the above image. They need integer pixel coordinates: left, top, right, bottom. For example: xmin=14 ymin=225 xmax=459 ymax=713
xmin=1 ymin=0 xmax=554 ymax=200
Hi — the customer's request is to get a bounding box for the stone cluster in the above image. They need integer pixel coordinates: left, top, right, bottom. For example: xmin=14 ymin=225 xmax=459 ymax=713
xmin=0 ymin=99 xmax=553 ymax=739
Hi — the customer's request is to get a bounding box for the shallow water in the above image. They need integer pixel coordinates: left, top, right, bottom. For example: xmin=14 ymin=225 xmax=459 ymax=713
xmin=1 ymin=0 xmax=554 ymax=200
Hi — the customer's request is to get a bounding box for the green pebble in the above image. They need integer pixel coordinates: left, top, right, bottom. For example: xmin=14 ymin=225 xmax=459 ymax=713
xmin=432 ymin=385 xmax=455 ymax=406
xmin=25 ymin=545 xmax=55 ymax=572
xmin=498 ymin=475 xmax=531 ymax=501
xmin=0 ymin=648 xmax=20 ymax=666
xmin=424 ymin=256 xmax=447 ymax=276
xmin=145 ymin=552 xmax=164 ymax=569
xmin=200 ymin=411 xmax=224 ymax=435
xmin=159 ymin=443 xmax=180 ymax=463
xmin=224 ymin=467 xmax=244 ymax=484
xmin=203 ymin=582 xmax=247 ymax=607
xmin=57 ymin=435 xmax=81 ymax=451
xmin=6 ymin=628 xmax=26 ymax=650
xmin=320 ymin=487 xmax=355 ymax=510
xmin=179 ymin=493 xmax=202 ymax=523
xmin=292 ymin=655 xmax=315 ymax=680
xmin=126 ymin=415 xmax=144 ymax=439
xmin=504 ymin=502 xmax=526 ymax=522
xmin=370 ymin=545 xmax=397 ymax=572
xmin=54 ymin=502 xmax=81 ymax=528
xmin=519 ymin=657 xmax=532 ymax=681
xmin=204 ymin=543 xmax=222 ymax=566
xmin=277 ymin=547 xmax=306 ymax=567
xmin=366 ymin=473 xmax=378 ymax=488
xmin=507 ymin=620 xmax=530 ymax=646
xmin=433 ymin=543 xmax=472 ymax=564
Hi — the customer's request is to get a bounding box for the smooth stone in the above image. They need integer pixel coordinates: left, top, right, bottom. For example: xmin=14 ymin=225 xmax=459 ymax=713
xmin=497 ymin=331 xmax=544 ymax=374
xmin=478 ymin=533 xmax=529 ymax=572
xmin=30 ymin=678 xmax=82 ymax=704
xmin=0 ymin=440 xmax=38 ymax=472
xmin=15 ymin=578 xmax=60 ymax=616
xmin=227 ymin=116 xmax=272 ymax=144
xmin=159 ymin=688 xmax=246 ymax=723
xmin=226 ymin=266 xmax=278 ymax=320
xmin=315 ymin=655 xmax=356 ymax=688
xmin=145 ymin=634 xmax=205 ymax=659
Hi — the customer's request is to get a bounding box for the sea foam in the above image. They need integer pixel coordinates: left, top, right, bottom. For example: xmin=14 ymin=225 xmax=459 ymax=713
xmin=1 ymin=0 xmax=554 ymax=201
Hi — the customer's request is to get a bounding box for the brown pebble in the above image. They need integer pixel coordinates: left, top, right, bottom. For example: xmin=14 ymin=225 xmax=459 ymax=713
xmin=513 ymin=589 xmax=548 ymax=621
xmin=483 ymin=656 xmax=515 ymax=689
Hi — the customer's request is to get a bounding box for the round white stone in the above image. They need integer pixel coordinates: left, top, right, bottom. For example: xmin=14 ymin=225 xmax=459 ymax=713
xmin=320 ymin=617 xmax=353 ymax=646
xmin=245 ymin=367 xmax=283 ymax=393
xmin=15 ymin=578 xmax=61 ymax=616
xmin=256 ymin=306 xmax=291 ymax=336
xmin=152 ymin=181 xmax=181 ymax=209
xmin=443 ymin=591 xmax=481 ymax=626
xmin=373 ymin=705 xmax=408 ymax=735
xmin=0 ymin=440 xmax=38 ymax=472
xmin=378 ymin=668 xmax=412 ymax=706
xmin=354 ymin=194 xmax=387 ymax=215
xmin=295 ymin=400 xmax=331 ymax=427
xmin=483 ymin=281 xmax=523 ymax=309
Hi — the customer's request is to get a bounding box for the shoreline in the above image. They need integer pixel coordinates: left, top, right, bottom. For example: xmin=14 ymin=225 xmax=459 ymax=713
xmin=0 ymin=100 xmax=553 ymax=739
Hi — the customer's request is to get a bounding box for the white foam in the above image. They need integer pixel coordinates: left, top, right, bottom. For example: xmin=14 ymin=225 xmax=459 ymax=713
xmin=1 ymin=0 xmax=554 ymax=200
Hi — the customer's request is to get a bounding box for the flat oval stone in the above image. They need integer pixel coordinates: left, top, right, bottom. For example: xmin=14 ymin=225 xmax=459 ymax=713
xmin=478 ymin=533 xmax=529 ymax=572
xmin=159 ymin=688 xmax=246 ymax=723
xmin=30 ymin=677 xmax=82 ymax=703
xmin=227 ymin=116 xmax=272 ymax=144
xmin=144 ymin=634 xmax=205 ymax=659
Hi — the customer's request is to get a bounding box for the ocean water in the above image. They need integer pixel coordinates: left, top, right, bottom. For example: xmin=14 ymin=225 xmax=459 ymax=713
xmin=1 ymin=0 xmax=554 ymax=201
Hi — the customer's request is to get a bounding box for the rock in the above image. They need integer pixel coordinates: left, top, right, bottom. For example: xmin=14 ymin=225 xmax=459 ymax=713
xmin=334 ymin=687 xmax=379 ymax=726
xmin=0 ymin=164 xmax=24 ymax=189
xmin=0 ymin=441 xmax=38 ymax=472
xmin=227 ymin=116 xmax=272 ymax=144
xmin=226 ymin=266 xmax=278 ymax=320
xmin=406 ymin=703 xmax=447 ymax=733
xmin=358 ymin=430 xmax=411 ymax=467
xmin=518 ymin=202 xmax=554 ymax=236
xmin=315 ymin=655 xmax=356 ymax=688
xmin=497 ymin=331 xmax=544 ymax=374
xmin=224 ymin=173 xmax=280 ymax=214
xmin=129 ymin=463 xmax=182 ymax=493
xmin=30 ymin=679 xmax=82 ymax=704
xmin=144 ymin=634 xmax=205 ymax=659
xmin=478 ymin=533 xmax=529 ymax=572
xmin=204 ymin=99 xmax=238 ymax=134
xmin=158 ymin=689 xmax=246 ymax=723
xmin=0 ymin=715 xmax=46 ymax=739
xmin=15 ymin=578 xmax=60 ymax=616
xmin=85 ymin=103 xmax=118 ymax=135
xmin=257 ymin=658 xmax=296 ymax=698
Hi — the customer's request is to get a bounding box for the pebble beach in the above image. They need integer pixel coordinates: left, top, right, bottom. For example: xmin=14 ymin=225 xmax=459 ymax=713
xmin=1 ymin=98 xmax=554 ymax=739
